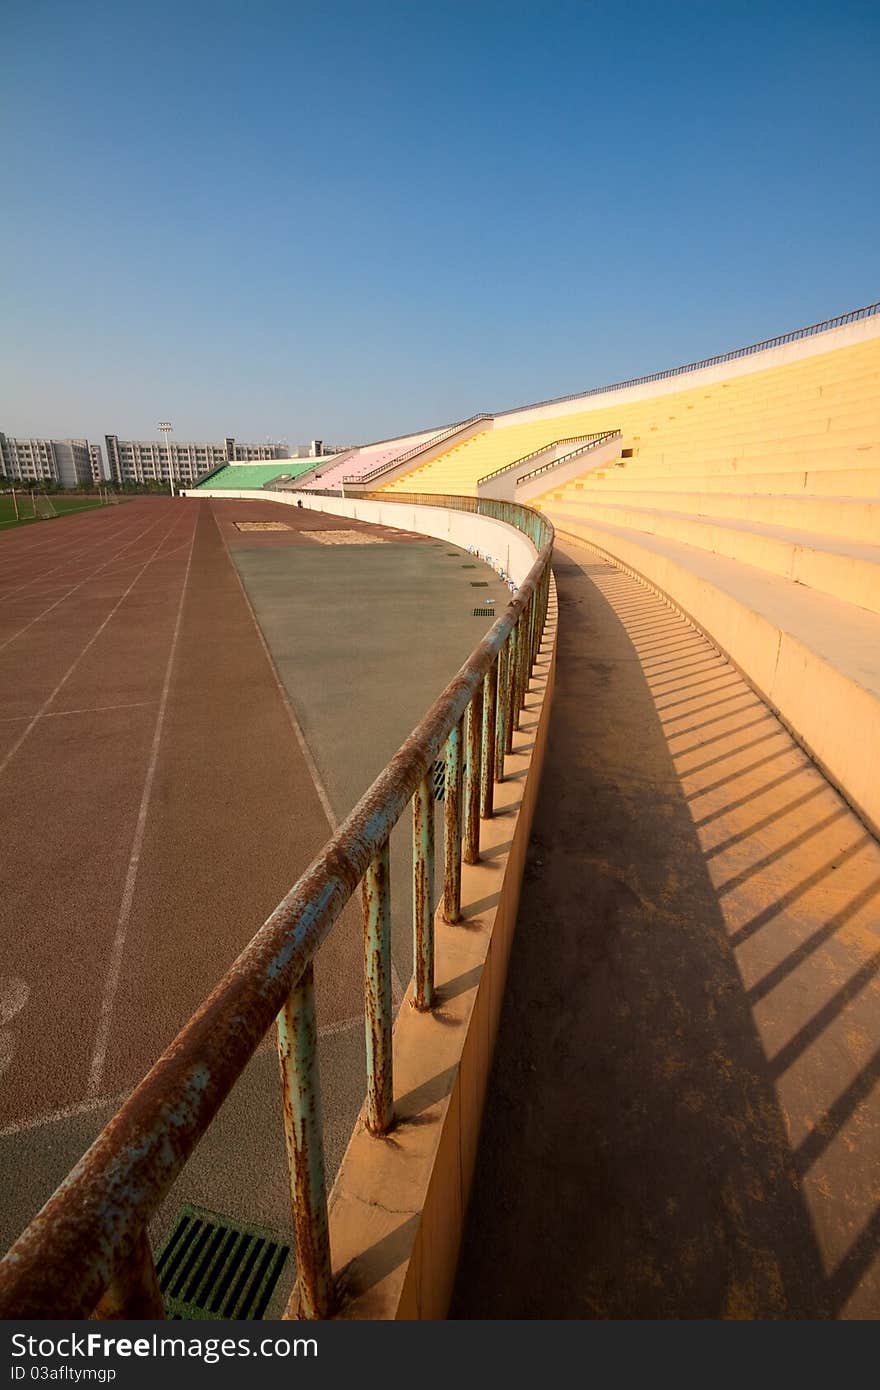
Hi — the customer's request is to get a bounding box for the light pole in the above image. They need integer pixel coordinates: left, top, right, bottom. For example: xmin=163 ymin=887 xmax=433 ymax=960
xmin=158 ymin=421 xmax=174 ymax=497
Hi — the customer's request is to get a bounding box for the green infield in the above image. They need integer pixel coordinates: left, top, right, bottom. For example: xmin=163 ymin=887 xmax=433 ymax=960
xmin=0 ymin=493 xmax=127 ymax=530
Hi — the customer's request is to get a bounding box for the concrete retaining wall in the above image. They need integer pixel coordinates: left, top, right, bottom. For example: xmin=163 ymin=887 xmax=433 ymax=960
xmin=182 ymin=488 xmax=539 ymax=586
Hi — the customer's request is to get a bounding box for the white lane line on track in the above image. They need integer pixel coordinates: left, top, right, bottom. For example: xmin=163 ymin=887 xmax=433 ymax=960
xmin=217 ymin=512 xmax=338 ymax=833
xmin=84 ymin=513 xmax=198 ymax=1099
xmin=0 ymin=1015 xmax=362 ymax=1138
xmin=0 ymin=513 xmax=187 ymax=780
xmin=215 ymin=507 xmax=406 ymax=1008
xmin=0 ymin=1090 xmax=130 ymax=1139
xmin=0 ymin=509 xmax=174 ymax=653
xmin=0 ymin=506 xmax=153 ymax=587
xmin=0 ymin=700 xmax=157 ymax=725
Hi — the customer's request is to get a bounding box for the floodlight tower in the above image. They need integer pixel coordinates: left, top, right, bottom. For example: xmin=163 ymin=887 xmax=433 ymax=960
xmin=158 ymin=421 xmax=174 ymax=497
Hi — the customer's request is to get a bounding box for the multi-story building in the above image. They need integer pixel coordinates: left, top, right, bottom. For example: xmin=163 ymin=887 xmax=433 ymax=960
xmin=0 ymin=435 xmax=95 ymax=488
xmin=89 ymin=444 xmax=104 ymax=484
xmin=104 ymin=436 xmax=288 ymax=488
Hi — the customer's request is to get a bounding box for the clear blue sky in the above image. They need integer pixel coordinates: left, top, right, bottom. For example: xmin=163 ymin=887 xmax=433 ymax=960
xmin=2 ymin=0 xmax=878 ymax=448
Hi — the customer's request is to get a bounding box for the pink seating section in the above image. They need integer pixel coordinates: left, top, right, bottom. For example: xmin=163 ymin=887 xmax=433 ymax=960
xmin=299 ymin=431 xmax=438 ymax=491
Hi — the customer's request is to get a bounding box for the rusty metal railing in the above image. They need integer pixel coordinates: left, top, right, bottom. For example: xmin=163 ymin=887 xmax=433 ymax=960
xmin=477 ymin=433 xmax=608 ymax=487
xmin=516 ymin=429 xmax=623 ymax=485
xmin=0 ymin=494 xmax=554 ymax=1322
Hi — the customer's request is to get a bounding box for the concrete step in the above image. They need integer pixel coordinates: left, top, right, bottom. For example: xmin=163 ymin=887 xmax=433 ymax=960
xmin=544 ymin=509 xmax=880 ymax=838
xmin=547 ymin=500 xmax=880 ymax=614
xmin=549 ymin=489 xmax=879 ymax=542
xmin=611 ymin=447 xmax=880 ymax=477
xmin=573 ymin=467 xmax=880 ymax=497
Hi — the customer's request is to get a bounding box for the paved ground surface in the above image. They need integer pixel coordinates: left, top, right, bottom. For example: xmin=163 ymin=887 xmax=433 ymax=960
xmin=219 ymin=498 xmax=509 ymax=996
xmin=0 ymin=495 xmax=502 ymax=1291
xmin=453 ymin=538 xmax=880 ymax=1319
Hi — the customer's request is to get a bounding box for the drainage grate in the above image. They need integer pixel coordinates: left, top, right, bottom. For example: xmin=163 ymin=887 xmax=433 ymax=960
xmin=473 ymin=607 xmax=496 ymax=617
xmin=470 ymin=581 xmax=489 ymax=587
xmin=446 ymin=552 xmax=459 ymax=556
xmin=433 ymin=758 xmax=446 ymax=801
xmin=461 ymin=564 xmax=477 ymax=569
xmin=156 ymin=1204 xmax=290 ymax=1320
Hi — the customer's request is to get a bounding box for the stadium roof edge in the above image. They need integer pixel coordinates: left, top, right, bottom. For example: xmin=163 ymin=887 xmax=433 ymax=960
xmin=348 ymin=298 xmax=880 ymax=457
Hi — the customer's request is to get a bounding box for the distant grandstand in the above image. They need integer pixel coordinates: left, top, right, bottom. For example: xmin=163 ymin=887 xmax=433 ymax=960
xmin=192 ymin=460 xmax=317 ymax=490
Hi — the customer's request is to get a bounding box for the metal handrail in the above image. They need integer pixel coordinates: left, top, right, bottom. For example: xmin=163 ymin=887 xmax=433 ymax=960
xmin=517 ymin=429 xmax=622 ymax=484
xmin=476 ymin=431 xmax=620 ymax=488
xmin=0 ymin=494 xmax=554 ymax=1321
xmin=498 ymin=301 xmax=880 ymax=418
xmin=345 ymin=414 xmax=493 ymax=486
xmin=477 ymin=434 xmax=603 ymax=486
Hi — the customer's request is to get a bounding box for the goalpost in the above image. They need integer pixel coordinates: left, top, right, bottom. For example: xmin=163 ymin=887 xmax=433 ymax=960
xmin=32 ymin=491 xmax=58 ymax=519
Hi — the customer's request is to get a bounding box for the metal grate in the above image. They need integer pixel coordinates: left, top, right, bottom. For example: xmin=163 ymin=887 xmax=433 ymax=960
xmin=473 ymin=607 xmax=496 ymax=617
xmin=470 ymin=581 xmax=489 ymax=587
xmin=156 ymin=1204 xmax=290 ymax=1320
xmin=433 ymin=758 xmax=446 ymax=801
xmin=461 ymin=564 xmax=477 ymax=569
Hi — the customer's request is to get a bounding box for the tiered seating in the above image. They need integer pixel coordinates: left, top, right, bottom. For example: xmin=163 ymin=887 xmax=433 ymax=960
xmin=300 ymin=431 xmax=439 ymax=492
xmin=529 ymin=333 xmax=880 ymax=833
xmin=380 ymin=338 xmax=880 ymax=506
xmin=381 ymin=420 xmax=585 ymax=495
xmin=194 ymin=463 xmax=312 ymax=489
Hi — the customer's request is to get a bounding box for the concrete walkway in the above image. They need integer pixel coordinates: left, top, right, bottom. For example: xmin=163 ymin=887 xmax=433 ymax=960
xmin=452 ymin=538 xmax=880 ymax=1319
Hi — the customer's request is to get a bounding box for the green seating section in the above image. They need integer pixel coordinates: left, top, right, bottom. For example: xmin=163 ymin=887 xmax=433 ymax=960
xmin=194 ymin=462 xmax=315 ymax=489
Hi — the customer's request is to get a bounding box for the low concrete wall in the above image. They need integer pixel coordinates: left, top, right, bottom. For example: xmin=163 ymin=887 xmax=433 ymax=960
xmin=183 ymin=488 xmax=538 ymax=587
xmin=312 ymin=581 xmax=558 ymax=1319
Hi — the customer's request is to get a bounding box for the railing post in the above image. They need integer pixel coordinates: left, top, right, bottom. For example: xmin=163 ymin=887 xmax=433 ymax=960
xmin=277 ymin=963 xmax=333 ymax=1318
xmin=495 ymin=639 xmax=508 ymax=781
xmin=514 ymin=614 xmax=528 ymax=732
xmin=443 ymin=717 xmax=464 ymax=923
xmin=464 ymin=684 xmax=483 ymax=865
xmin=412 ymin=773 xmax=435 ymax=1010
xmin=94 ymin=1228 xmax=165 ymax=1319
xmin=529 ymin=589 xmax=537 ymax=665
xmin=363 ymin=841 xmax=393 ymax=1134
xmin=504 ymin=628 xmax=516 ymax=754
xmin=481 ymin=660 xmax=497 ymax=818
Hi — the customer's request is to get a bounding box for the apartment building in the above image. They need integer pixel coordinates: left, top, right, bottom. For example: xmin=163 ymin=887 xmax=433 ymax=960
xmin=89 ymin=444 xmax=105 ymax=484
xmin=0 ymin=434 xmax=95 ymax=488
xmin=104 ymin=436 xmax=288 ymax=487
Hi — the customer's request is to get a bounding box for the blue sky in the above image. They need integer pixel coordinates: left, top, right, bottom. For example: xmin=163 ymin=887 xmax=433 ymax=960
xmin=2 ymin=0 xmax=878 ymax=448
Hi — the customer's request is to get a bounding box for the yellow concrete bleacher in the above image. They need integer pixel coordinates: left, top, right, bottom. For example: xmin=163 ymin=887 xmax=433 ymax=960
xmin=380 ymin=420 xmax=565 ymax=495
xmin=532 ymin=338 xmax=880 ymax=595
xmin=380 ymin=337 xmax=879 ymax=504
xmin=524 ymin=332 xmax=880 ymax=836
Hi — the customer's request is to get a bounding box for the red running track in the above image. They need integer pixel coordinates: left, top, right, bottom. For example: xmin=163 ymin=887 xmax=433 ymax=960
xmin=0 ymin=497 xmax=362 ymax=1133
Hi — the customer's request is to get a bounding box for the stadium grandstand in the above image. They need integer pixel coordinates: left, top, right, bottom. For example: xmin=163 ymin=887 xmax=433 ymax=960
xmin=2 ymin=301 xmax=879 ymax=1323
xmin=193 ymin=460 xmax=317 ymax=490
